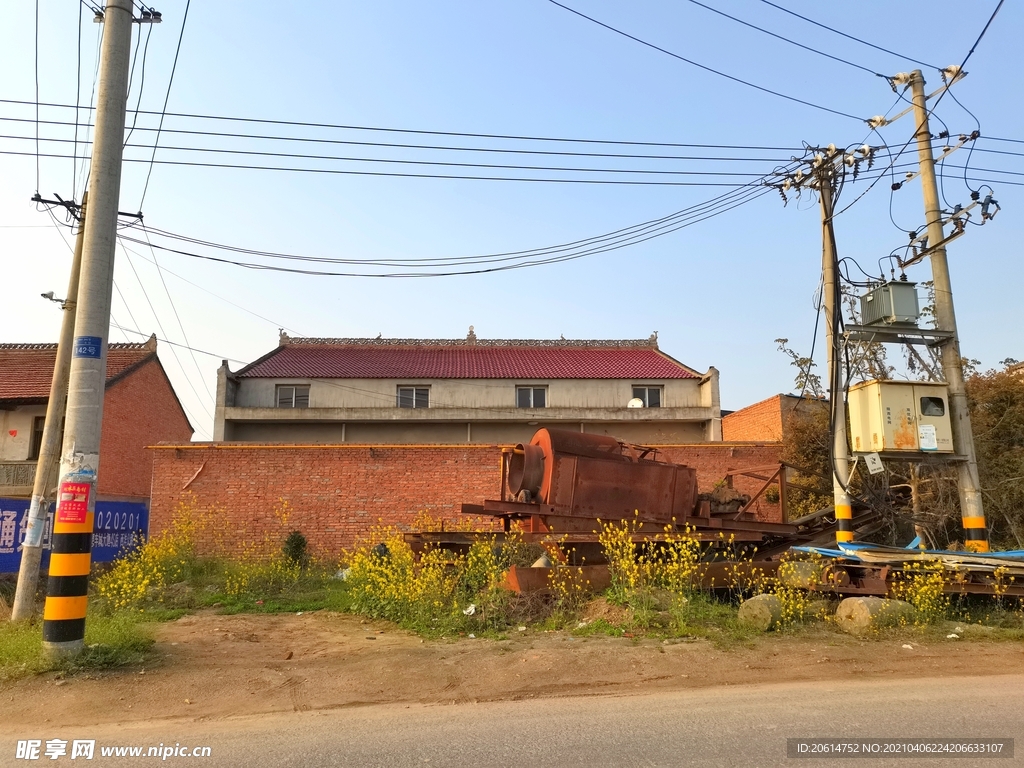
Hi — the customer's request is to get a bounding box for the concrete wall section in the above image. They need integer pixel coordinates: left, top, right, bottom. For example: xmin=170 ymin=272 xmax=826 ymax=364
xmin=231 ymin=377 xmax=706 ymax=410
xmin=226 ymin=419 xmax=709 ymax=445
xmin=0 ymin=406 xmax=45 ymax=461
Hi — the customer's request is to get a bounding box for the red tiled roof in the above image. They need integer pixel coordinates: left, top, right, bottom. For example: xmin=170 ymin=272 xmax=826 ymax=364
xmin=0 ymin=342 xmax=157 ymax=403
xmin=238 ymin=341 xmax=699 ymax=380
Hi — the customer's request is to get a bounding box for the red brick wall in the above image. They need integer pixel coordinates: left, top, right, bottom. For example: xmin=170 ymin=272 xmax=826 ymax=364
xmin=656 ymin=444 xmax=783 ymax=522
xmin=99 ymin=359 xmax=194 ymax=499
xmin=722 ymin=395 xmax=785 ymax=442
xmin=149 ymin=442 xmax=782 ymax=555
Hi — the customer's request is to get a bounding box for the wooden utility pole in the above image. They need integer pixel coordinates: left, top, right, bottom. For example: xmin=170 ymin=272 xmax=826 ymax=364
xmin=908 ymin=69 xmax=989 ymax=552
xmin=817 ymin=162 xmax=854 ymax=544
xmin=41 ymin=0 xmax=135 ymax=655
xmin=11 ymin=195 xmax=87 ymax=622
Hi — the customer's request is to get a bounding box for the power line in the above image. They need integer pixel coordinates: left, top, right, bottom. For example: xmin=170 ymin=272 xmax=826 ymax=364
xmin=0 ymin=114 xmax=804 ymax=160
xmin=928 ymin=163 xmax=1024 ymax=180
xmin=0 ymin=97 xmax=833 ymax=150
xmin=957 ymin=0 xmax=1005 ymax=77
xmin=39 ymin=212 xmax=212 ymax=433
xmin=76 ymin=22 xmax=103 ymax=201
xmin=131 ymin=179 xmax=783 ymax=269
xmin=115 ymin=239 xmax=303 ymax=335
xmin=118 ymin=240 xmax=214 ymax=420
xmin=72 ymin=1 xmax=82 ymax=194
xmin=140 ymin=226 xmax=214 ymax=400
xmin=0 ymin=134 xmax=794 ymax=177
xmin=113 ymin=279 xmax=144 ymax=335
xmin=0 ymin=150 xmax=781 ymax=186
xmin=140 ymin=0 xmax=189 ymax=209
xmin=683 ymin=0 xmax=887 ymax=78
xmin=34 ymin=0 xmax=40 ymax=194
xmin=123 ymin=17 xmax=154 ymax=147
xmin=829 ymin=2 xmax=1005 ymax=221
xmin=755 ymin=0 xmax=941 ymax=71
xmin=547 ymin=0 xmax=865 ymax=122
xmin=110 ymin=322 xmax=247 ymax=364
xmin=113 ymin=186 xmax=781 ymax=278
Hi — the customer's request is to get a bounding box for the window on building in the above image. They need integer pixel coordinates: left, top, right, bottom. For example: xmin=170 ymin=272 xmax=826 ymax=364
xmin=276 ymin=385 xmax=310 ymax=408
xmin=27 ymin=416 xmax=64 ymax=461
xmin=28 ymin=416 xmax=46 ymax=460
xmin=516 ymin=386 xmax=547 ymax=408
xmin=632 ymin=386 xmax=662 ymax=408
xmin=397 ymin=386 xmax=429 ymax=409
xmin=920 ymin=396 xmax=945 ymax=417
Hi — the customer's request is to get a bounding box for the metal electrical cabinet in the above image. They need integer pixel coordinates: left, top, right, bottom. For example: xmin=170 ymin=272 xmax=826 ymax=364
xmin=848 ymin=380 xmax=954 ymax=454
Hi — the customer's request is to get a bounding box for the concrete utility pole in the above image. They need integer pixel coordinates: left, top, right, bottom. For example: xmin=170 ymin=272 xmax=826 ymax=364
xmin=909 ymin=69 xmax=989 ymax=552
xmin=817 ymin=164 xmax=854 ymax=544
xmin=11 ymin=195 xmax=87 ymax=622
xmin=41 ymin=0 xmax=135 ymax=655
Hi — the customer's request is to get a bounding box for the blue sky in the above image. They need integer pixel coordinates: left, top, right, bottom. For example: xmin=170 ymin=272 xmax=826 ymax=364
xmin=1 ymin=1 xmax=1020 ymax=439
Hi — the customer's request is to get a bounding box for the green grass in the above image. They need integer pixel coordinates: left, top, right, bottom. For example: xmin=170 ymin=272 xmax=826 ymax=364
xmin=573 ymin=618 xmax=625 ymax=637
xmin=200 ymin=578 xmax=353 ymax=615
xmin=0 ymin=611 xmax=154 ymax=681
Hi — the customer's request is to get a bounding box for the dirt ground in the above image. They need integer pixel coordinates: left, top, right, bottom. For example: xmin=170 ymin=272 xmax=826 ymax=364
xmin=3 ymin=610 xmax=1023 ymax=728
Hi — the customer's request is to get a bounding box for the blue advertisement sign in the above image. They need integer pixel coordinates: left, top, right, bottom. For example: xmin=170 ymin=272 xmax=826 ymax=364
xmin=0 ymin=497 xmax=149 ymax=574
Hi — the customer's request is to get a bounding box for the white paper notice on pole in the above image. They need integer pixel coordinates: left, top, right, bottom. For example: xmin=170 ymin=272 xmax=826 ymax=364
xmin=918 ymin=424 xmax=938 ymax=451
xmin=865 ymin=452 xmax=885 ymax=475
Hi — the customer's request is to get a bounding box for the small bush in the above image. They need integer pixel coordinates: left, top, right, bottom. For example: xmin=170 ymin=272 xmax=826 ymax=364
xmin=282 ymin=530 xmax=309 ymax=567
xmin=891 ymin=560 xmax=950 ymax=625
xmin=94 ymin=501 xmax=202 ymax=612
xmin=598 ymin=512 xmax=701 ymax=608
xmin=341 ymin=524 xmax=519 ymax=635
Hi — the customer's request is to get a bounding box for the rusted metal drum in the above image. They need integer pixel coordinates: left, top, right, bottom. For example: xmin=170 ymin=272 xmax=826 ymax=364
xmin=507 ymin=428 xmax=697 ymax=525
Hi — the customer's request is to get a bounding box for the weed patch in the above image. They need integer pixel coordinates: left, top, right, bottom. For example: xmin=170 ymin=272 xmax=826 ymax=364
xmin=0 ymin=612 xmax=154 ymax=681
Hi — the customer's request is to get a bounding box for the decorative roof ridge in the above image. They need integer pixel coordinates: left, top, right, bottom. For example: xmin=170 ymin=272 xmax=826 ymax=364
xmin=278 ymin=333 xmax=660 ymax=350
xmin=0 ymin=341 xmax=154 ymax=351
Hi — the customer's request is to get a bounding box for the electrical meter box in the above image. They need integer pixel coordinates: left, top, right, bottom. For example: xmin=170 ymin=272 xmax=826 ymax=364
xmin=860 ymin=281 xmax=920 ymax=326
xmin=848 ymin=380 xmax=954 ymax=454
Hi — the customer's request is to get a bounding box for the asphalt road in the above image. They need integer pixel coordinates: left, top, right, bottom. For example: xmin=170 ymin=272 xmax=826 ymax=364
xmin=5 ymin=674 xmax=1023 ymax=767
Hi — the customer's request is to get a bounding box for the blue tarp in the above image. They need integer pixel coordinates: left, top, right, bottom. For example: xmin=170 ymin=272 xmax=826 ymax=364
xmin=0 ymin=497 xmax=148 ymax=573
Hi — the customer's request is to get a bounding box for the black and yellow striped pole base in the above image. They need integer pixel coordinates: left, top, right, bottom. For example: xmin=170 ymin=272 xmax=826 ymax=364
xmin=835 ymin=501 xmax=854 ymax=544
xmin=42 ymin=479 xmax=95 ymax=655
xmin=962 ymin=517 xmax=990 ymax=553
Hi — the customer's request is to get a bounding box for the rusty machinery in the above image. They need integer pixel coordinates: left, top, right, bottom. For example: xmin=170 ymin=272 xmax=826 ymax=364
xmin=449 ymin=428 xmax=825 ymax=557
xmin=506 ymin=429 xmax=697 ymax=531
xmin=406 ymin=429 xmax=1019 ymax=598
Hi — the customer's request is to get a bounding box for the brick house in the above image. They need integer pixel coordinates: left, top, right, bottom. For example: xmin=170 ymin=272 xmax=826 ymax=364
xmin=214 ymin=331 xmax=723 ymax=446
xmin=0 ymin=337 xmax=193 ymax=500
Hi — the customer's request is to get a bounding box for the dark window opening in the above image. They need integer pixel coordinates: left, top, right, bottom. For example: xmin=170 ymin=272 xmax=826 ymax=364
xmin=516 ymin=387 xmax=547 ymax=408
xmin=276 ymin=385 xmax=310 ymax=408
xmin=29 ymin=417 xmax=45 ymax=460
xmin=398 ymin=387 xmax=429 ymax=409
xmin=28 ymin=416 xmax=64 ymax=461
xmin=920 ymin=396 xmax=945 ymax=417
xmin=632 ymin=386 xmax=662 ymax=408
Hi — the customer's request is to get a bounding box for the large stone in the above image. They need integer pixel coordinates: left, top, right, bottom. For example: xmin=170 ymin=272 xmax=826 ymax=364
xmin=835 ymin=597 xmax=915 ymax=635
xmin=738 ymin=593 xmax=782 ymax=631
